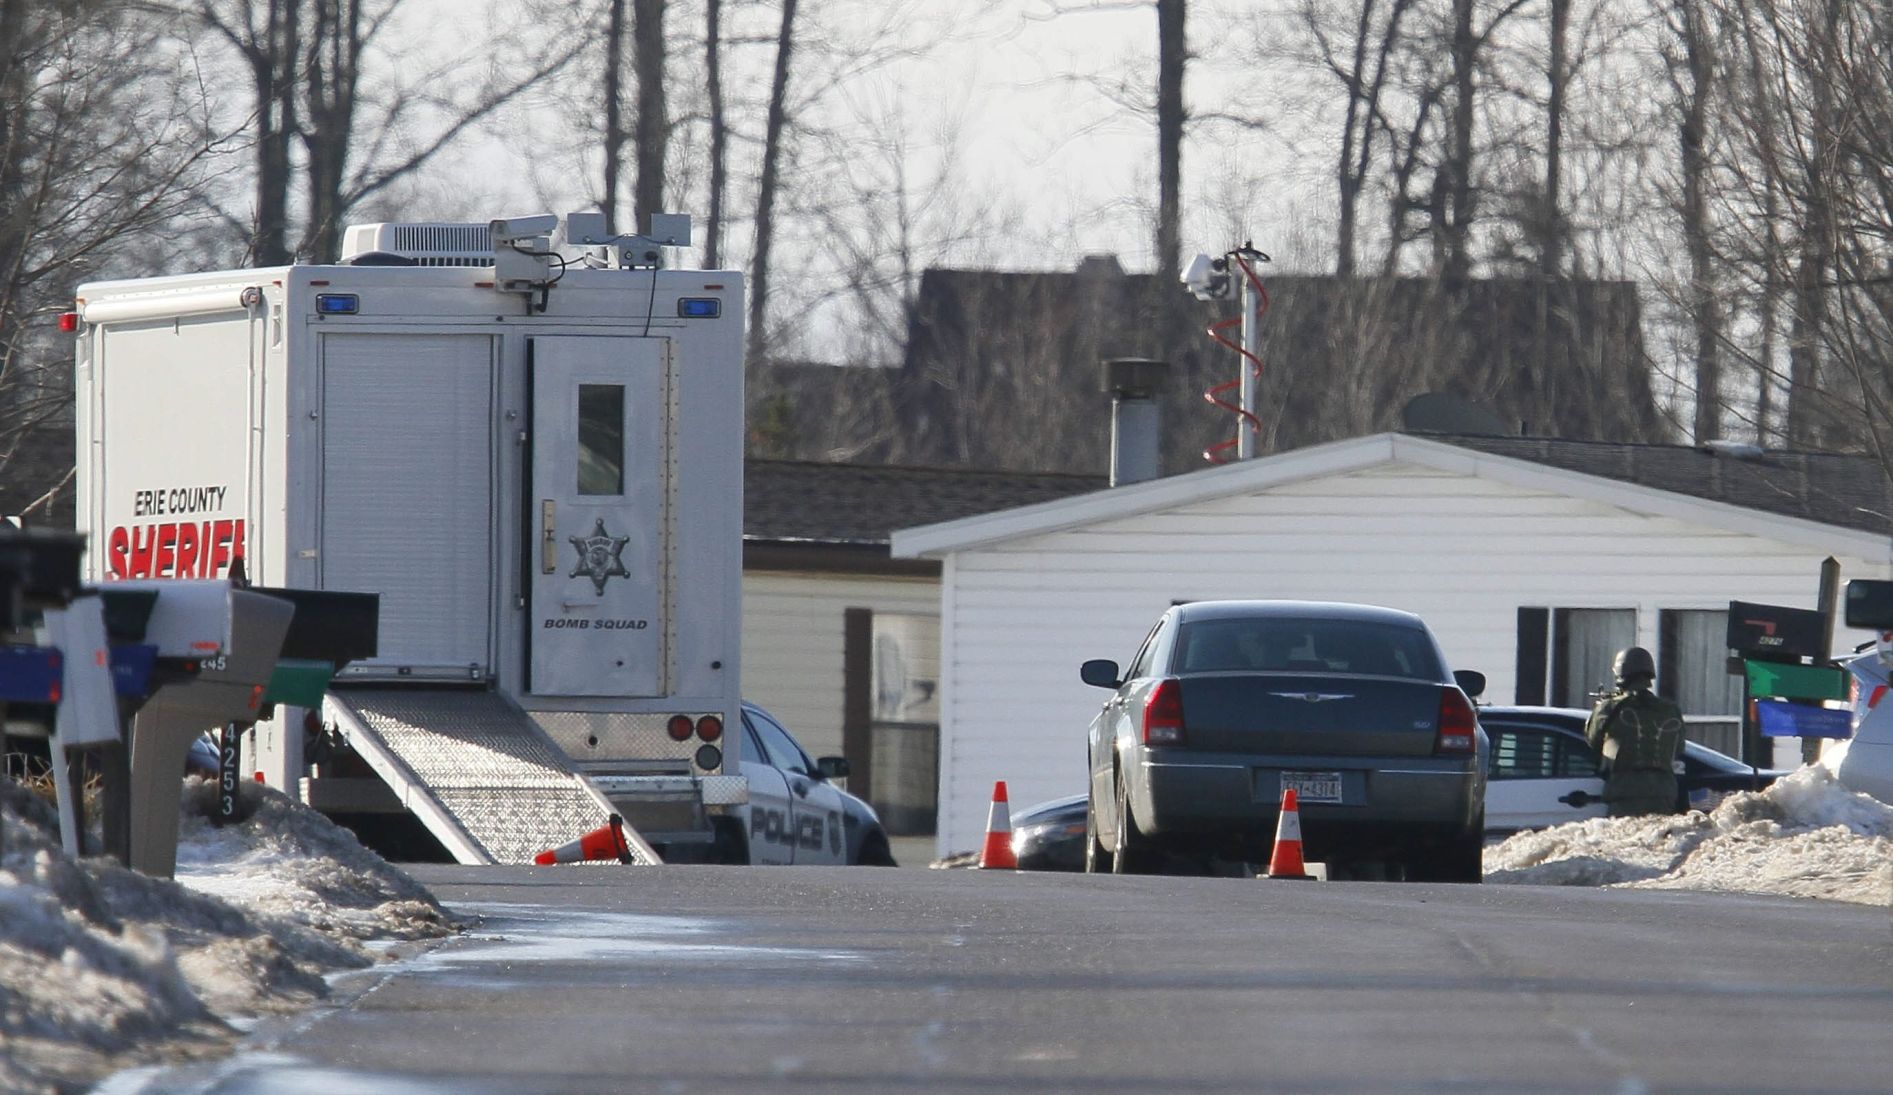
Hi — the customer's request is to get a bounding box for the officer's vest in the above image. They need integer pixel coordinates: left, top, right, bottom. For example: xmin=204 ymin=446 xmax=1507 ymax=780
xmin=1598 ymin=690 xmax=1684 ymax=772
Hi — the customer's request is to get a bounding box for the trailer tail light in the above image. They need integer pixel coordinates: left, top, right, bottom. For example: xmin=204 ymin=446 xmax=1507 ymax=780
xmin=58 ymin=312 xmax=79 ymax=332
xmin=1436 ymin=687 xmax=1479 ymax=754
xmin=696 ymin=714 xmax=723 ymax=742
xmin=666 ymin=714 xmax=693 ymax=742
xmin=1143 ymin=678 xmax=1185 ymax=746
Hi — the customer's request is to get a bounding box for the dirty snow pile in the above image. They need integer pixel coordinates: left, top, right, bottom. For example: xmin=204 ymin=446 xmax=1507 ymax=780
xmin=1 ymin=776 xmax=457 ymax=1094
xmin=1486 ymin=766 xmax=1893 ymax=905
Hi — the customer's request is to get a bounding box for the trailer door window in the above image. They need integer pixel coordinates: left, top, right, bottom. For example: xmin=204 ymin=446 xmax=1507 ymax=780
xmin=577 ymin=384 xmax=624 ymax=495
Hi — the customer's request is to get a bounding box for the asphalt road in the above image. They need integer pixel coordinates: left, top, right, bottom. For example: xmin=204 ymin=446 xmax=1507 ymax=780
xmin=117 ymin=867 xmax=1893 ymax=1094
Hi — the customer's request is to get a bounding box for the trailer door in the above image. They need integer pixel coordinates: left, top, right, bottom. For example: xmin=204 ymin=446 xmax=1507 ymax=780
xmin=528 ymin=336 xmax=668 ymax=697
xmin=320 ymin=333 xmax=497 ymax=676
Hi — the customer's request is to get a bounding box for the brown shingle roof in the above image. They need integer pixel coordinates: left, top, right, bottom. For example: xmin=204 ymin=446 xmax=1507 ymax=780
xmin=778 ymin=436 xmax=1893 ymax=549
xmin=745 ymin=459 xmax=1103 ymax=545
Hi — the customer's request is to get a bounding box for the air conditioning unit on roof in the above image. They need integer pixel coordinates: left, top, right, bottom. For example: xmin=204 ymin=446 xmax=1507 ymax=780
xmin=339 ymin=222 xmax=494 ymax=267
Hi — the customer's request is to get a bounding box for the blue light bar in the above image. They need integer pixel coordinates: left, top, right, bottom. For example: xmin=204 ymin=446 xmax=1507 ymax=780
xmin=316 ymin=294 xmax=359 ymax=315
xmin=678 ymin=297 xmax=721 ymax=318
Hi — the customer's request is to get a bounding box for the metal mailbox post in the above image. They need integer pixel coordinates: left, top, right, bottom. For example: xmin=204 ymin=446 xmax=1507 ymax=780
xmin=110 ymin=580 xmax=294 ymax=877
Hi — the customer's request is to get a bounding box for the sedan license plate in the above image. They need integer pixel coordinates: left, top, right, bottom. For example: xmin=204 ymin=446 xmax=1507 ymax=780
xmin=1280 ymin=771 xmax=1343 ymax=804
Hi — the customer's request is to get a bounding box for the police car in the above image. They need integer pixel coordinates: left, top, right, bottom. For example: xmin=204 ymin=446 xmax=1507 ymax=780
xmin=679 ymin=702 xmax=897 ymax=866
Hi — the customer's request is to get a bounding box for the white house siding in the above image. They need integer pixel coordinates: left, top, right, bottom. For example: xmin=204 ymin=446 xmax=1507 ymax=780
xmin=740 ymin=569 xmax=940 ymax=759
xmin=932 ymin=463 xmax=1892 ymax=855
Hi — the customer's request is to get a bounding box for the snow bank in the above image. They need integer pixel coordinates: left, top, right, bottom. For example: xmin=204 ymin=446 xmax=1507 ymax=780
xmin=1 ymin=776 xmax=457 ymax=1094
xmin=1486 ymin=766 xmax=1893 ymax=905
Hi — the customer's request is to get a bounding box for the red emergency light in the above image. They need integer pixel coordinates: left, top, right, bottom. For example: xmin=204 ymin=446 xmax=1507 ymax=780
xmin=58 ymin=312 xmax=79 ymax=332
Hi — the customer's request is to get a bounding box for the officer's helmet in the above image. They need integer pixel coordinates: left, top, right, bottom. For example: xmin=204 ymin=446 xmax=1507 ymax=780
xmin=1612 ymin=645 xmax=1656 ymax=687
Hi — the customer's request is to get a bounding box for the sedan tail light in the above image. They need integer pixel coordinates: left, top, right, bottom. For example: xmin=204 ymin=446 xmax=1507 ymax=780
xmin=1143 ymin=678 xmax=1186 ymax=746
xmin=1436 ymin=687 xmax=1478 ymax=754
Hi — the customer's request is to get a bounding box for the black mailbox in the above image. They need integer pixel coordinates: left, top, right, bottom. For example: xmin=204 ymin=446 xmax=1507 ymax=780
xmin=98 ymin=587 xmax=160 ymax=643
xmin=1726 ymin=600 xmax=1829 ymax=661
xmin=0 ymin=529 xmax=85 ymax=625
xmin=251 ymin=587 xmax=380 ymax=663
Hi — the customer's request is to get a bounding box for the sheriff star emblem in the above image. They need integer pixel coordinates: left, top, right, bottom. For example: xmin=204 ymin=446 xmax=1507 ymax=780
xmin=569 ymin=518 xmax=630 ymax=594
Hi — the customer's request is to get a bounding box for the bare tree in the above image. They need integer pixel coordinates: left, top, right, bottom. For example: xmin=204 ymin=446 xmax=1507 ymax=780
xmin=746 ymin=0 xmax=797 ymax=369
xmin=0 ymin=0 xmax=220 ymax=513
xmin=1661 ymin=0 xmax=1723 ymax=441
xmin=601 ymin=0 xmax=627 ymax=229
xmin=704 ymin=0 xmax=727 ymax=268
xmin=1155 ymin=0 xmax=1186 ymax=283
xmin=632 ymin=0 xmax=667 ymax=232
xmin=196 ymin=0 xmax=299 ymax=264
xmin=1298 ymin=0 xmax=1419 ymax=276
xmin=1716 ymin=0 xmax=1843 ymax=449
xmin=194 ymin=0 xmax=582 ymax=262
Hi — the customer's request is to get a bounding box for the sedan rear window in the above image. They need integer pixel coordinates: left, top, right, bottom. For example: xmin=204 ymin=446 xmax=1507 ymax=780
xmin=1173 ymin=617 xmax=1443 ymax=680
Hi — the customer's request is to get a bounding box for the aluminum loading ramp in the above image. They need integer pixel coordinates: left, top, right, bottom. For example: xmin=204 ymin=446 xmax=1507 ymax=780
xmin=324 ymin=688 xmax=660 ymax=865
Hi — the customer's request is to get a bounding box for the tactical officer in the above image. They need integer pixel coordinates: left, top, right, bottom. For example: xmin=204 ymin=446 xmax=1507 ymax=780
xmin=1585 ymin=646 xmax=1685 ymax=816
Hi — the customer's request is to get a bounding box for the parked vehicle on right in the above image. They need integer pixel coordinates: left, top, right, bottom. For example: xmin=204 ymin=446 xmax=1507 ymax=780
xmin=1827 ymin=648 xmax=1893 ymax=806
xmin=1477 ymin=706 xmax=1788 ymax=837
xmin=1080 ymin=600 xmax=1488 ymax=882
xmin=1008 ymin=793 xmax=1088 ymax=871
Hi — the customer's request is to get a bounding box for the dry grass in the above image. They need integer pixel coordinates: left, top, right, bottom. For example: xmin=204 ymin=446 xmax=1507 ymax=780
xmin=3 ymin=751 xmax=104 ymax=821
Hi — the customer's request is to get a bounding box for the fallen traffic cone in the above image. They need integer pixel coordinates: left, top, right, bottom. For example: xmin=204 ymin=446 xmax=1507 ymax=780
xmin=534 ymin=813 xmax=634 ymax=865
xmin=978 ymin=781 xmax=1018 ymax=869
xmin=1266 ymin=788 xmax=1315 ymax=880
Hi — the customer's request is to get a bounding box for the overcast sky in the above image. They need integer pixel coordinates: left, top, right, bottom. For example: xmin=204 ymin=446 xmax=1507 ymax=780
xmin=399 ymin=0 xmax=1302 ymax=281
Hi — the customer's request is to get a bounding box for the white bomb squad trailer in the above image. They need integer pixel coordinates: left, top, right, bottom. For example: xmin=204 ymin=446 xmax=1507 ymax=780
xmin=71 ymin=212 xmax=748 ymax=864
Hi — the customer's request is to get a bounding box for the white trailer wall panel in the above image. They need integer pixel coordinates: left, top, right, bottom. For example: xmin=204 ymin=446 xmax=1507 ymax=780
xmin=932 ymin=463 xmax=1891 ymax=854
xmin=741 ymin=570 xmax=939 ymax=758
xmin=319 ymin=333 xmax=496 ymax=674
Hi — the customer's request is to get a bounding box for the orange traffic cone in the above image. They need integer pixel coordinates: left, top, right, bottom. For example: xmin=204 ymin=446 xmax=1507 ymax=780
xmin=978 ymin=781 xmax=1018 ymax=869
xmin=534 ymin=814 xmax=634 ymax=865
xmin=1266 ymin=788 xmax=1314 ymax=880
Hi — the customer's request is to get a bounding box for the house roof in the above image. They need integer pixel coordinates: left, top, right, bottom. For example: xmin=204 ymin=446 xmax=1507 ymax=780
xmin=1430 ymin=434 xmax=1893 ymax=536
xmin=744 ymin=459 xmax=1103 ymax=546
xmin=889 ymin=432 xmax=1893 ymax=561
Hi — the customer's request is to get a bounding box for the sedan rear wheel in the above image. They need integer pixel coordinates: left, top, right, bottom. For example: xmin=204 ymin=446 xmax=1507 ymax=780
xmin=1407 ymin=820 xmax=1484 ymax=883
xmin=1111 ymin=775 xmax=1156 ymax=875
xmin=1084 ymin=792 xmax=1113 ymax=873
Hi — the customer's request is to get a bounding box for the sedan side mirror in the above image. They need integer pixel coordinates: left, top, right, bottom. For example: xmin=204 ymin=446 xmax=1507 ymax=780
xmin=817 ymin=755 xmax=851 ymax=781
xmin=1453 ymin=669 xmax=1486 ymax=700
xmin=1080 ymin=659 xmax=1122 ymax=689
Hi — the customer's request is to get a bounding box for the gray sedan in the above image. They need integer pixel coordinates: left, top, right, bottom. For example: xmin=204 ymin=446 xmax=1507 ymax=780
xmin=1081 ymin=600 xmax=1488 ymax=880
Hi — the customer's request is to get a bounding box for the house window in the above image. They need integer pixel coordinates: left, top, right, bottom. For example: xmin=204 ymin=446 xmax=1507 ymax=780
xmin=1660 ymin=609 xmax=1744 ymax=755
xmin=845 ymin=609 xmax=941 ymax=837
xmin=1515 ymin=607 xmax=1636 ymax=707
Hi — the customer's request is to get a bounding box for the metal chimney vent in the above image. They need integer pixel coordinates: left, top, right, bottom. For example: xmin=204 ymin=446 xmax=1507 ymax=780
xmin=1102 ymin=357 xmax=1167 ymax=487
xmin=340 ymin=222 xmax=494 ymax=266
